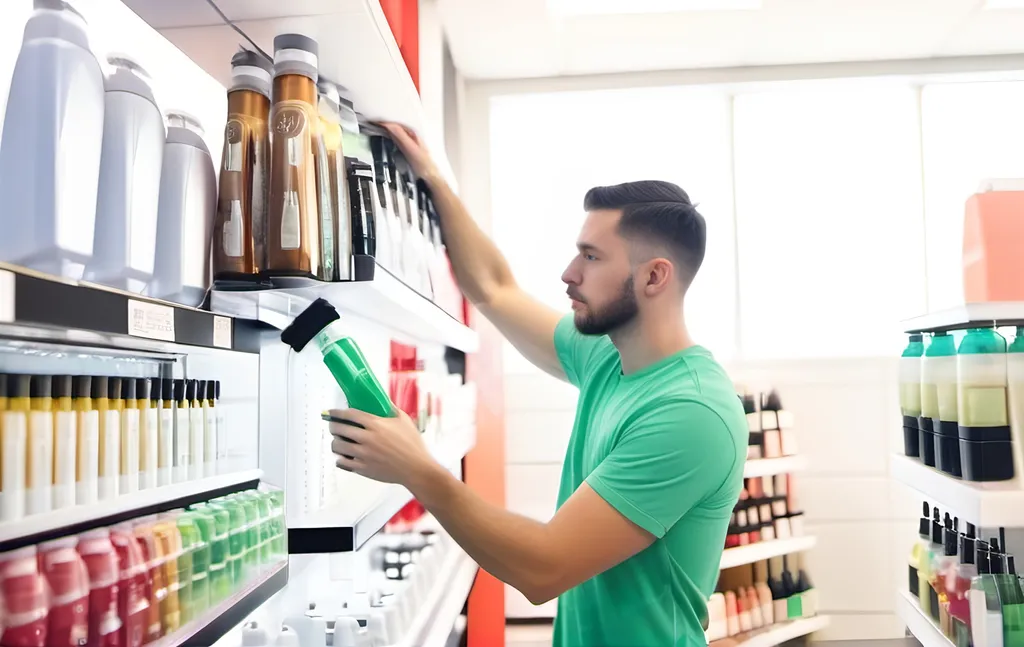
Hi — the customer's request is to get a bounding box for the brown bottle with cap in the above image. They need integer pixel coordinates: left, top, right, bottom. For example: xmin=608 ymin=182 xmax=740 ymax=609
xmin=265 ymin=33 xmax=326 ymax=280
xmin=213 ymin=49 xmax=273 ymax=281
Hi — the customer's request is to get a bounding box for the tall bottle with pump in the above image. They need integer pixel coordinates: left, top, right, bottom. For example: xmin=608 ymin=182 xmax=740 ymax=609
xmin=265 ymin=34 xmax=327 ymax=280
xmin=925 ymin=332 xmax=961 ymax=477
xmin=151 ymin=112 xmax=217 ymax=307
xmin=213 ymin=49 xmax=272 ymax=283
xmin=318 ymin=80 xmax=351 ymax=281
xmin=86 ymin=56 xmax=165 ymax=293
xmin=958 ymin=328 xmax=1013 ymax=481
xmin=901 ymin=334 xmax=925 ymax=459
xmin=0 ymin=0 xmax=105 ymax=280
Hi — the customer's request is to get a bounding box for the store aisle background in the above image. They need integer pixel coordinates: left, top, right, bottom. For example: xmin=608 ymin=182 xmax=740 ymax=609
xmin=449 ymin=74 xmax=1024 ymax=640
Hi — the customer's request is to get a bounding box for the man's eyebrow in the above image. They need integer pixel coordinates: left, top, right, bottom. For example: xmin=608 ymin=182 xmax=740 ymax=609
xmin=577 ymin=242 xmax=602 ymax=254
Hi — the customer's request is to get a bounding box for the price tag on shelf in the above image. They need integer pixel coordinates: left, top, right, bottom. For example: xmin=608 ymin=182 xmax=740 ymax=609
xmin=127 ymin=299 xmax=175 ymax=342
xmin=213 ymin=316 xmax=232 ymax=349
xmin=0 ymin=270 xmax=12 ymax=323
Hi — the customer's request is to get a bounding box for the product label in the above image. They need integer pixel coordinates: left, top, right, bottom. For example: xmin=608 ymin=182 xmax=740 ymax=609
xmin=216 ymin=411 xmax=226 ymax=461
xmin=143 ymin=409 xmax=159 ymax=480
xmin=159 ymin=409 xmax=173 ymax=469
xmin=175 ymin=409 xmax=190 ymax=468
xmin=28 ymin=411 xmax=53 ymax=489
xmin=127 ymin=299 xmax=175 ymax=342
xmin=1 ymin=411 xmax=27 ymax=519
xmin=0 ymin=269 xmax=13 ymax=323
xmin=189 ymin=408 xmax=205 ymax=472
xmin=223 ymin=198 xmax=244 ymax=257
xmin=77 ymin=410 xmax=99 ymax=503
xmin=213 ymin=316 xmax=232 ymax=349
xmin=102 ymin=411 xmax=120 ymax=478
xmin=205 ymin=407 xmax=217 ymax=467
xmin=54 ymin=411 xmax=76 ymax=489
xmin=121 ymin=410 xmax=140 ymax=493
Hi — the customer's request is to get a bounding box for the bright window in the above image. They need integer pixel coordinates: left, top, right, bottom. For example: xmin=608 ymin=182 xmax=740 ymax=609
xmin=489 ymin=86 xmax=737 ymax=372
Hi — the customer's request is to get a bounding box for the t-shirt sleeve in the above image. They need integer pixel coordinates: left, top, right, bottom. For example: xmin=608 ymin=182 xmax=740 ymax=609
xmin=585 ymin=401 xmax=737 ymax=539
xmin=553 ymin=315 xmax=613 ymax=387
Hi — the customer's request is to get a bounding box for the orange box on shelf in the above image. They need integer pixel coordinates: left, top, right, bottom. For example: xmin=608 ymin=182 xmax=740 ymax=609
xmin=963 ymin=179 xmax=1024 ymax=303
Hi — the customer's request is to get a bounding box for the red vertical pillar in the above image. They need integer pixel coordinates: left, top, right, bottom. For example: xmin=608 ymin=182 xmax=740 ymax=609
xmin=379 ymin=0 xmax=420 ymax=92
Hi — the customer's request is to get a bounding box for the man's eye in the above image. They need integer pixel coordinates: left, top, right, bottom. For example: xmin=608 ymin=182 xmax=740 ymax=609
xmin=584 ymin=254 xmax=597 ymax=261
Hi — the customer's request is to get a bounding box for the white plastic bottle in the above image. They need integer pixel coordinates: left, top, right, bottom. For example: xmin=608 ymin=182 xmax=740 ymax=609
xmin=85 ymin=56 xmax=165 ymax=294
xmin=0 ymin=0 xmax=104 ymax=279
xmin=149 ymin=112 xmax=216 ymax=307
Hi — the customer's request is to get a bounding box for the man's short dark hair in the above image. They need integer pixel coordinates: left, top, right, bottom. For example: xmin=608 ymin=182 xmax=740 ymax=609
xmin=583 ymin=180 xmax=706 ymax=284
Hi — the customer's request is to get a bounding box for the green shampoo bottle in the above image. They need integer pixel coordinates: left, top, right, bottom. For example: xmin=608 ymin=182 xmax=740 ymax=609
xmin=281 ymin=298 xmax=394 ymax=418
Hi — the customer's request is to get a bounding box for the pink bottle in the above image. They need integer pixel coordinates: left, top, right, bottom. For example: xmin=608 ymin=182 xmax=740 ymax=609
xmin=963 ymin=179 xmax=1024 ymax=302
xmin=0 ymin=546 xmax=48 ymax=647
xmin=110 ymin=524 xmax=149 ymax=647
xmin=39 ymin=537 xmax=90 ymax=647
xmin=77 ymin=530 xmax=122 ymax=647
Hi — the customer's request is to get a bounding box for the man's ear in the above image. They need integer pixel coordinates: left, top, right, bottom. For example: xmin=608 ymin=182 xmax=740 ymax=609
xmin=641 ymin=258 xmax=674 ymax=296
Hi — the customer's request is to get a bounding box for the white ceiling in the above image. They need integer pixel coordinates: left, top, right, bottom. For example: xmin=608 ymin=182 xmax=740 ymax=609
xmin=437 ymin=0 xmax=1024 ymax=80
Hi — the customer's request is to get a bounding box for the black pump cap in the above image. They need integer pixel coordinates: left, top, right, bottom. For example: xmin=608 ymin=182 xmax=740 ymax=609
xmin=173 ymin=379 xmax=186 ymax=402
xmin=107 ymin=377 xmax=121 ymax=400
xmin=978 ymin=542 xmax=992 ymax=574
xmin=215 ymin=381 xmax=221 ymax=400
xmin=73 ymin=376 xmax=92 ymax=399
xmin=919 ymin=502 xmax=930 ymax=538
xmin=762 ymin=389 xmax=783 ymax=411
xmin=910 ymin=333 xmax=923 ymax=342
xmin=197 ymin=380 xmax=207 ymax=401
xmin=121 ymin=377 xmax=136 ymax=400
xmin=136 ymin=378 xmax=151 ymax=402
xmin=185 ymin=379 xmax=197 ymax=401
xmin=7 ymin=374 xmax=29 ymax=399
xmin=273 ymin=33 xmax=319 ymax=57
xmin=92 ymin=376 xmax=108 ymax=399
xmin=990 ymin=538 xmax=1006 ymax=574
xmin=0 ymin=374 xmax=6 ymax=398
xmin=931 ymin=507 xmax=943 ymax=545
xmin=231 ymin=48 xmax=273 ymax=74
xmin=30 ymin=375 xmax=52 ymax=398
xmin=961 ymin=522 xmax=977 ymax=566
xmin=281 ymin=298 xmax=340 ymax=353
xmin=159 ymin=378 xmax=172 ymax=402
xmin=944 ymin=516 xmax=958 ymax=558
xmin=52 ymin=375 xmax=72 ymax=399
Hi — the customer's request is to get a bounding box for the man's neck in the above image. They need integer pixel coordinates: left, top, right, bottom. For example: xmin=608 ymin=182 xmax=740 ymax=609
xmin=609 ymin=312 xmax=694 ymax=376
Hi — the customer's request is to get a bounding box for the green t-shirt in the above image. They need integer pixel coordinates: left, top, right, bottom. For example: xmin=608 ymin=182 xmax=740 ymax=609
xmin=551 ymin=316 xmax=747 ymax=647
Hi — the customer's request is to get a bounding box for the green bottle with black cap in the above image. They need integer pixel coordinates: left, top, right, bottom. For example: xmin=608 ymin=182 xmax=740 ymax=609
xmin=957 ymin=328 xmax=1012 ymax=481
xmin=901 ymin=334 xmax=926 ymax=458
xmin=924 ymin=332 xmax=960 ymax=476
xmin=280 ymin=298 xmax=393 ymax=418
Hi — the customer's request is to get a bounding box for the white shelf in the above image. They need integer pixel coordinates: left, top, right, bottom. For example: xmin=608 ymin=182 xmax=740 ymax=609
xmin=288 ymin=427 xmax=476 ymax=552
xmin=122 ymin=0 xmax=457 ymax=186
xmin=394 ymin=548 xmax=479 ymax=647
xmin=896 ymin=590 xmax=954 ymax=647
xmin=903 ymin=302 xmax=1024 ymax=333
xmin=890 ymin=454 xmax=1024 ymax=527
xmin=0 ymin=469 xmax=264 ymax=550
xmin=210 ymin=265 xmax=478 ymax=353
xmin=719 ymin=536 xmax=817 ymax=570
xmin=727 ymin=615 xmax=831 ymax=647
xmin=744 ymin=456 xmax=807 ymax=478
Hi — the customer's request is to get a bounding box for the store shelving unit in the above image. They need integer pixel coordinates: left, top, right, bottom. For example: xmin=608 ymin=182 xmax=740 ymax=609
xmin=392 ymin=547 xmax=479 ymax=647
xmin=0 ymin=469 xmax=264 ymax=551
xmin=744 ymin=455 xmax=807 ymax=478
xmin=719 ymin=535 xmax=817 ymax=570
xmin=895 ymin=590 xmax=954 ymax=647
xmin=902 ymin=302 xmax=1024 ymax=334
xmin=715 ymin=615 xmax=831 ymax=647
xmin=890 ymin=454 xmax=1024 ymax=527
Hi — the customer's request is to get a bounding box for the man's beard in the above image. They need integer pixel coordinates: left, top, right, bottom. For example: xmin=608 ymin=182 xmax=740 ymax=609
xmin=573 ymin=276 xmax=639 ymax=336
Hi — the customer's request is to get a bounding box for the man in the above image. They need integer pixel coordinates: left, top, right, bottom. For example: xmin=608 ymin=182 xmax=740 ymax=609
xmin=328 ymin=123 xmax=748 ymax=646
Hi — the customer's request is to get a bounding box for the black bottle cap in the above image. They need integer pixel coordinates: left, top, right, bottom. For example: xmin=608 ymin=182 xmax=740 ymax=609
xmin=52 ymin=375 xmax=72 ymax=399
xmin=781 ymin=556 xmax=797 ymax=596
xmin=281 ymin=298 xmax=340 ymax=353
xmin=73 ymin=376 xmax=91 ymax=399
xmin=978 ymin=542 xmax=992 ymax=575
xmin=944 ymin=515 xmax=958 ymax=558
xmin=121 ymin=377 xmax=136 ymax=400
xmin=92 ymin=376 xmax=108 ymax=399
xmin=215 ymin=380 xmax=221 ymax=400
xmin=960 ymin=522 xmax=977 ymax=566
xmin=173 ymin=378 xmax=186 ymax=402
xmin=762 ymin=389 xmax=783 ymax=411
xmin=7 ymin=374 xmax=29 ymax=399
xmin=136 ymin=378 xmax=151 ymax=402
xmin=910 ymin=333 xmax=923 ymax=342
xmin=185 ymin=379 xmax=197 ymax=401
xmin=991 ymin=538 xmax=1006 ymax=574
xmin=739 ymin=394 xmax=757 ymax=415
xmin=30 ymin=375 xmax=52 ymax=398
xmin=1010 ymin=555 xmax=1018 ymax=576
xmin=931 ymin=507 xmax=943 ymax=545
xmin=919 ymin=501 xmax=930 ymax=539
xmin=196 ymin=380 xmax=207 ymax=401
xmin=107 ymin=377 xmax=121 ymax=400
xmin=0 ymin=374 xmax=6 ymax=398
xmin=160 ymin=378 xmax=173 ymax=402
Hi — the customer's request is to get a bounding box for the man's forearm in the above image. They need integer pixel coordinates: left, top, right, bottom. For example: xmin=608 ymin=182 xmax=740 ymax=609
xmin=424 ymin=175 xmax=516 ymax=306
xmin=409 ymin=461 xmax=560 ymax=604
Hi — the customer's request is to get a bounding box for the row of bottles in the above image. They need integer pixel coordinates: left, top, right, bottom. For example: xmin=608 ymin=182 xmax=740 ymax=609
xmin=0 ymin=374 xmax=226 ymax=522
xmin=726 ymin=474 xmax=805 ymax=549
xmin=0 ymin=487 xmax=284 ymax=647
xmin=706 ymin=556 xmax=817 ymax=643
xmin=908 ymin=501 xmax=1024 ymax=646
xmin=0 ymin=1 xmax=215 ymax=307
xmin=739 ymin=388 xmax=798 ymax=460
xmin=210 ymin=33 xmax=456 ymax=306
xmin=900 ymin=327 xmax=1024 ymax=482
